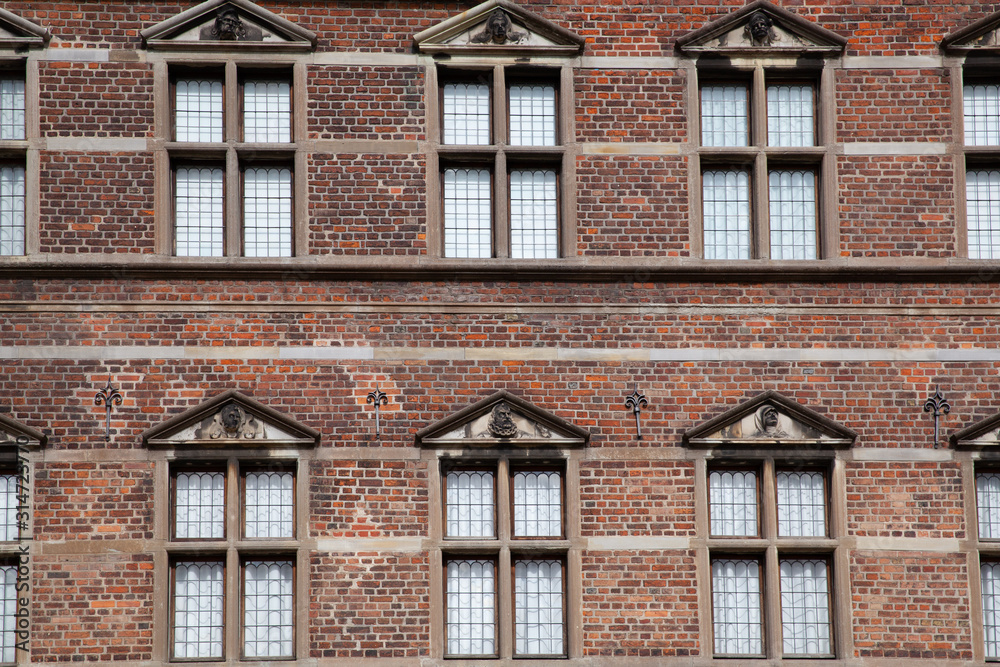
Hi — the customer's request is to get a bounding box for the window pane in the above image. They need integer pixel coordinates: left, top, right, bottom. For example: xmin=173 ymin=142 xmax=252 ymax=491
xmin=709 ymin=470 xmax=757 ymax=536
xmin=985 ymin=562 xmax=1000 ymax=658
xmin=244 ymin=560 xmax=294 ymax=658
xmin=175 ymin=79 xmax=223 ymax=143
xmin=244 ymin=80 xmax=291 ymax=143
xmin=780 ymin=559 xmax=831 ymax=655
xmin=513 ymin=471 xmax=561 ymax=537
xmin=173 ymin=562 xmax=224 ymax=659
xmin=0 ymin=77 xmax=24 ymax=141
xmin=443 ymin=82 xmax=490 ymax=145
xmin=712 ymin=558 xmax=762 ymax=655
xmin=244 ymin=166 xmax=292 ymax=258
xmin=978 ymin=472 xmax=1000 ymax=539
xmin=965 ymin=84 xmax=1000 ymax=146
xmin=767 ymin=84 xmax=814 ymax=147
xmin=174 ymin=471 xmax=225 ymax=539
xmin=0 ymin=475 xmax=17 ymax=541
xmin=514 ymin=559 xmax=564 ymax=655
xmin=446 ymin=470 xmax=495 ymax=538
xmin=769 ymin=170 xmax=817 ymax=260
xmin=509 ymin=84 xmax=556 ymax=146
xmin=0 ymin=165 xmax=24 ymax=256
xmin=446 ymin=559 xmax=496 ymax=656
xmin=703 ymin=170 xmax=750 ymax=260
xmin=967 ymin=169 xmax=1000 ymax=259
xmin=510 ymin=169 xmax=558 ymax=259
xmin=175 ymin=167 xmax=224 ymax=257
xmin=444 ymin=168 xmax=491 ymax=258
xmin=701 ymin=85 xmax=748 ymax=147
xmin=0 ymin=565 xmax=15 ymax=662
xmin=245 ymin=471 xmax=294 ymax=539
xmin=777 ymin=471 xmax=826 ymax=537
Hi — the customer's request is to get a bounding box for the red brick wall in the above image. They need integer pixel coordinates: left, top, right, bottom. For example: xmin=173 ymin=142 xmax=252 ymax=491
xmin=39 ymin=62 xmax=153 ymax=138
xmin=580 ymin=461 xmax=696 ymax=536
xmin=310 ymin=460 xmax=428 ymax=538
xmin=308 ymin=66 xmax=424 ymax=141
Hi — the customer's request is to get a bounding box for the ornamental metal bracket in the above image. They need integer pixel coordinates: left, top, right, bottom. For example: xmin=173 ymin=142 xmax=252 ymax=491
xmin=625 ymin=384 xmax=649 ymax=440
xmin=923 ymin=385 xmax=951 ymax=449
xmin=94 ymin=374 xmax=123 ymax=443
xmin=367 ymin=385 xmax=389 ymax=437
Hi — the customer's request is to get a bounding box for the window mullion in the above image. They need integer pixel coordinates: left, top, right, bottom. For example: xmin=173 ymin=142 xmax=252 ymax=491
xmin=494 ymin=66 xmax=509 ymax=258
xmin=752 ymin=67 xmax=769 ymax=259
xmin=226 ymin=547 xmax=239 ymax=661
xmin=225 ymin=148 xmax=240 ymax=257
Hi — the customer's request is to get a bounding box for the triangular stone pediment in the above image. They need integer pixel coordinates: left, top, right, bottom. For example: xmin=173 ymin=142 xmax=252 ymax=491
xmin=942 ymin=10 xmax=1000 ymax=54
xmin=416 ymin=391 xmax=589 ymax=448
xmin=676 ymin=1 xmax=846 ymax=57
xmin=414 ymin=0 xmax=584 ymax=57
xmin=0 ymin=413 xmax=45 ymax=449
xmin=950 ymin=411 xmax=1000 ymax=448
xmin=142 ymin=390 xmax=319 ymax=448
xmin=141 ymin=0 xmax=316 ymax=52
xmin=683 ymin=391 xmax=856 ymax=448
xmin=0 ymin=8 xmax=49 ymax=50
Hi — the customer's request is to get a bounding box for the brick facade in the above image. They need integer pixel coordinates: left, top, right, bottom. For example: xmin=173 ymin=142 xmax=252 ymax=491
xmin=0 ymin=0 xmax=998 ymax=664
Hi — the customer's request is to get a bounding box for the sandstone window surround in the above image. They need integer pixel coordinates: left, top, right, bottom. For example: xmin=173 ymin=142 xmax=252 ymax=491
xmin=676 ymin=1 xmax=846 ymax=262
xmin=142 ymin=390 xmax=319 ymax=665
xmin=416 ymin=390 xmax=589 ymax=661
xmin=684 ymin=391 xmax=856 ymax=661
xmin=414 ymin=0 xmax=585 ymax=261
xmin=0 ymin=9 xmax=47 ymax=258
xmin=140 ymin=0 xmax=316 ymax=259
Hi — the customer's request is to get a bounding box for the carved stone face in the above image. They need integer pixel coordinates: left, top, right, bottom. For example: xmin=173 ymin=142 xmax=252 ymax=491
xmin=215 ymin=9 xmax=242 ymax=40
xmin=761 ymin=406 xmax=779 ymax=431
xmin=747 ymin=12 xmax=773 ymax=44
xmin=485 ymin=10 xmax=512 ymax=43
xmin=221 ymin=404 xmax=243 ymax=432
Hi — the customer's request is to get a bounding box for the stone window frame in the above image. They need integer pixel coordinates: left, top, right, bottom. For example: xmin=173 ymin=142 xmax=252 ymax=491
xmin=0 ymin=9 xmax=47 ymax=258
xmin=431 ymin=450 xmax=581 ymax=661
xmin=700 ymin=455 xmax=843 ymax=659
xmin=152 ymin=56 xmax=308 ymax=258
xmin=690 ymin=61 xmax=838 ymax=260
xmin=426 ymin=61 xmax=577 ymax=260
xmin=165 ymin=456 xmax=302 ymax=662
xmin=953 ymin=64 xmax=1000 ymax=260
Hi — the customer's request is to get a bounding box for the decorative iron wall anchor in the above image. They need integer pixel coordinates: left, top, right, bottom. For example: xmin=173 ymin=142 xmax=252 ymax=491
xmin=367 ymin=385 xmax=389 ymax=437
xmin=94 ymin=375 xmax=123 ymax=442
xmin=923 ymin=385 xmax=951 ymax=449
xmin=625 ymin=384 xmax=649 ymax=440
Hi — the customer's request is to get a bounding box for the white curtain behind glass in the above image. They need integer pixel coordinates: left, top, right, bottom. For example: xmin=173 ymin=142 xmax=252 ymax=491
xmin=446 ymin=559 xmax=496 ymax=655
xmin=712 ymin=558 xmax=762 ymax=655
xmin=443 ymin=168 xmax=491 ymax=259
xmin=768 ymin=170 xmax=817 ymax=260
xmin=0 ymin=166 xmax=25 ymax=256
xmin=446 ymin=471 xmax=495 ymax=537
xmin=175 ymin=471 xmax=224 ymax=538
xmin=0 ymin=565 xmax=14 ymax=662
xmin=776 ymin=471 xmax=826 ymax=537
xmin=965 ymin=84 xmax=1000 ymax=146
xmin=510 ymin=169 xmax=558 ymax=259
xmin=967 ymin=170 xmax=1000 ymax=259
xmin=701 ymin=85 xmax=748 ymax=147
xmin=702 ymin=170 xmax=750 ymax=260
xmin=779 ymin=559 xmax=831 ymax=655
xmin=443 ymin=83 xmax=490 ymax=145
xmin=175 ymin=79 xmax=223 ymax=143
xmin=245 ymin=471 xmax=294 ymax=538
xmin=243 ymin=167 xmax=293 ymax=258
xmin=243 ymin=560 xmax=294 ymax=658
xmin=173 ymin=562 xmax=224 ymax=659
xmin=509 ymin=84 xmax=556 ymax=146
xmin=0 ymin=78 xmax=24 ymax=141
xmin=0 ymin=475 xmax=17 ymax=541
xmin=244 ymin=81 xmax=291 ymax=143
xmin=767 ymin=85 xmax=814 ymax=147
xmin=514 ymin=559 xmax=563 ymax=655
xmin=709 ymin=470 xmax=757 ymax=536
xmin=513 ymin=471 xmax=561 ymax=537
xmin=984 ymin=562 xmax=1000 ymax=658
